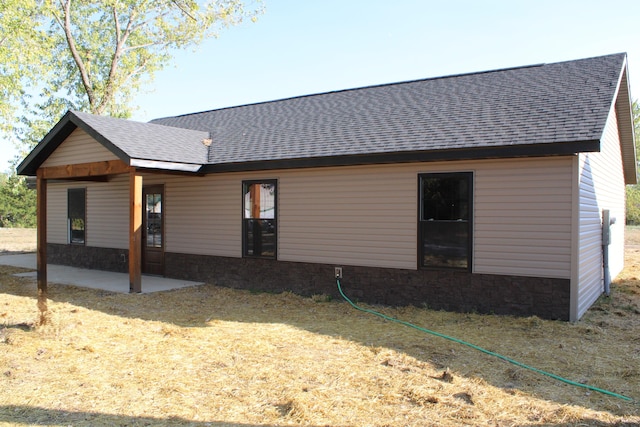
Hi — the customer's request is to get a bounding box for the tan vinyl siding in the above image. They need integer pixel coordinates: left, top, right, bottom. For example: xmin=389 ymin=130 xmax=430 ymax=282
xmin=135 ymin=159 xmax=575 ymax=276
xmin=574 ymin=108 xmax=626 ymax=320
xmin=143 ymin=173 xmax=242 ymax=257
xmin=157 ymin=159 xmax=572 ymax=275
xmin=45 ymin=157 xmax=574 ymax=279
xmin=46 ymin=178 xmax=129 ymax=248
xmin=473 ymin=158 xmax=573 ymax=278
xmin=278 ymin=165 xmax=417 ymax=269
xmin=42 ymin=128 xmax=119 ymax=167
xmin=146 ymin=167 xmax=416 ymax=268
xmin=85 ymin=175 xmax=129 ymax=249
xmin=278 ymin=159 xmax=572 ymax=274
xmin=46 ymin=184 xmax=68 ymax=244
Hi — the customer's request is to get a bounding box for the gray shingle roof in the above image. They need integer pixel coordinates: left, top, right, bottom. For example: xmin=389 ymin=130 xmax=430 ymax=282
xmin=19 ymin=53 xmax=633 ymax=178
xmin=17 ymin=110 xmax=210 ymax=175
xmin=71 ymin=111 xmax=210 ymax=166
xmin=150 ymin=53 xmax=627 ymax=169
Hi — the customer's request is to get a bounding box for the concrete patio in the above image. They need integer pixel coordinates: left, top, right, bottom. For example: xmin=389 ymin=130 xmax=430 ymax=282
xmin=0 ymin=253 xmax=204 ymax=293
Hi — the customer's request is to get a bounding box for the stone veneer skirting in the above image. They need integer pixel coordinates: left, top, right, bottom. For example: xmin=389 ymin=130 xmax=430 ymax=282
xmin=47 ymin=244 xmax=570 ymax=320
xmin=48 ymin=243 xmax=129 ymax=273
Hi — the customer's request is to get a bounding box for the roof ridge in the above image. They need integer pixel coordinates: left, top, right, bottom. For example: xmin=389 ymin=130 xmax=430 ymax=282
xmin=150 ymin=53 xmax=626 ymax=123
xmin=150 ymin=64 xmax=546 ymax=121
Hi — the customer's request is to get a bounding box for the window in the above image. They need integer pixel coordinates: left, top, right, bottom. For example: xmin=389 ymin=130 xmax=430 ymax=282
xmin=68 ymin=188 xmax=86 ymax=245
xmin=145 ymin=189 xmax=163 ymax=249
xmin=419 ymin=173 xmax=472 ymax=270
xmin=243 ymin=180 xmax=277 ymax=258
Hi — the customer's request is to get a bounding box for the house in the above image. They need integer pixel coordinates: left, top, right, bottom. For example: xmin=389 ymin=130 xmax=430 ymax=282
xmin=18 ymin=53 xmax=636 ymax=321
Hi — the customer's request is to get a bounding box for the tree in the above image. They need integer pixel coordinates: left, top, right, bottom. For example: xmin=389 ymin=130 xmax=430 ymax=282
xmin=0 ymin=0 xmax=262 ymax=228
xmin=0 ymin=0 xmax=48 ymax=229
xmin=3 ymin=0 xmax=262 ymax=151
xmin=0 ymin=173 xmax=36 ymax=228
xmin=626 ymin=100 xmax=640 ymax=224
xmin=0 ymin=0 xmax=51 ymax=133
xmin=1 ymin=0 xmax=261 ymax=324
xmin=42 ymin=0 xmax=261 ymax=117
xmin=634 ymin=99 xmax=640 ymax=150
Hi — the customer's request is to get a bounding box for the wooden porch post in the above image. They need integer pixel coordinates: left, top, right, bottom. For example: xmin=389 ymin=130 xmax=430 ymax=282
xmin=36 ymin=170 xmax=48 ymax=323
xmin=129 ymin=168 xmax=142 ymax=293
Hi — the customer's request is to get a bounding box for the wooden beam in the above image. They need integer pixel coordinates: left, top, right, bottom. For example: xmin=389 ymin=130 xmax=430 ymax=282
xmin=40 ymin=159 xmax=130 ymax=180
xmin=129 ymin=169 xmax=143 ymax=293
xmin=58 ymin=176 xmax=111 ymax=183
xmin=36 ymin=171 xmax=48 ymax=324
xmin=250 ymin=183 xmax=261 ymax=218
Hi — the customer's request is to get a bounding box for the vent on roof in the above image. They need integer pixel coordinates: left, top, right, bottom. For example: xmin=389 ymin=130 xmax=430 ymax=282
xmin=202 ymin=138 xmax=212 ymax=146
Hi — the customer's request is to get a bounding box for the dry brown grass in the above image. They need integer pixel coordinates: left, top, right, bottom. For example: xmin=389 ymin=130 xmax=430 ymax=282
xmin=1 ymin=229 xmax=639 ymax=426
xmin=0 ymin=228 xmax=36 ymax=254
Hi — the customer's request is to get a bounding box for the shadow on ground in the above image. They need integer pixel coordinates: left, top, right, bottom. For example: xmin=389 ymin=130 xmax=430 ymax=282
xmin=0 ymin=405 xmax=334 ymax=427
xmin=0 ymin=405 xmax=634 ymax=427
xmin=2 ymin=268 xmax=638 ymax=420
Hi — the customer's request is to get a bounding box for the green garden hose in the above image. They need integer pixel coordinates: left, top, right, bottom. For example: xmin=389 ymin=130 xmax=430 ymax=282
xmin=336 ymin=278 xmax=633 ymax=403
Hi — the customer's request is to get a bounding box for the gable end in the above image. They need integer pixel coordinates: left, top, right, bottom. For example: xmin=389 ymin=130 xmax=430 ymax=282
xmin=17 ymin=111 xmax=130 ymax=176
xmin=613 ymin=65 xmax=637 ymax=184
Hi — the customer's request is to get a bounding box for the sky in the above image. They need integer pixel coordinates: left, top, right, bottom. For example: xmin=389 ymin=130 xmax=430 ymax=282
xmin=3 ymin=0 xmax=640 ymax=172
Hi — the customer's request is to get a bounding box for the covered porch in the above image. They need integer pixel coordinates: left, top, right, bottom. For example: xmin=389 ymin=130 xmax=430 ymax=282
xmin=35 ymin=160 xmax=150 ymax=296
xmin=0 ymin=253 xmax=203 ymax=294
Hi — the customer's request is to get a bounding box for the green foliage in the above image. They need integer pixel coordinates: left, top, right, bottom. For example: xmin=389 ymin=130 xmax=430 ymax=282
xmin=626 ymin=185 xmax=640 ymax=225
xmin=0 ymin=0 xmax=51 ymax=133
xmin=626 ymin=100 xmax=640 ymax=224
xmin=1 ymin=1 xmax=261 ymax=228
xmin=0 ymin=173 xmax=36 ymax=228
xmin=40 ymin=0 xmax=262 ymax=116
xmin=634 ymin=99 xmax=640 ymax=142
xmin=2 ymin=0 xmax=263 ymax=153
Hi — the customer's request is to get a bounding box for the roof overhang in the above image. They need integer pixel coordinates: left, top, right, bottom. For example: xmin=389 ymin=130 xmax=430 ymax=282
xmin=129 ymin=158 xmax=203 ymax=173
xmin=201 ymin=139 xmax=600 ymax=174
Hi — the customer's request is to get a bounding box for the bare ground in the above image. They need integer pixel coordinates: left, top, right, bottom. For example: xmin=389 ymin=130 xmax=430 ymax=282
xmin=0 ymin=229 xmax=639 ymax=426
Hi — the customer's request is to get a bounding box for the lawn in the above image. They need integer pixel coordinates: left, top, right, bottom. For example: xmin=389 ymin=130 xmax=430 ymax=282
xmin=0 ymin=228 xmax=639 ymax=426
